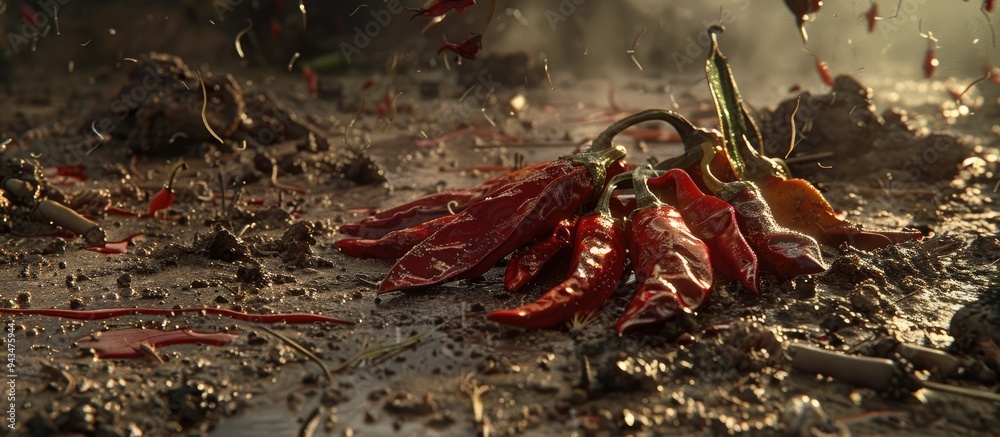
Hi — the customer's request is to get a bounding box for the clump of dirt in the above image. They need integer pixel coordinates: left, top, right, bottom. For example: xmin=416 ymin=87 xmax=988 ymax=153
xmin=758 ymin=75 xmax=972 ymax=186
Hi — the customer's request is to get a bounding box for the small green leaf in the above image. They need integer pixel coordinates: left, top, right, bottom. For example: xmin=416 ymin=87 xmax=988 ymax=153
xmin=704 ymin=28 xmax=764 ymax=180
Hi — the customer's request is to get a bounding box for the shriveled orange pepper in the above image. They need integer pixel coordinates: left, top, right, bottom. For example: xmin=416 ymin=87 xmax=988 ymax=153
xmin=755 ymin=175 xmax=922 ymax=250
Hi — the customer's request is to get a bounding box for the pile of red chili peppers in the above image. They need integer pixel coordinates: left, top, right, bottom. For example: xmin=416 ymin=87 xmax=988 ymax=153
xmin=337 ymin=28 xmax=922 ymax=334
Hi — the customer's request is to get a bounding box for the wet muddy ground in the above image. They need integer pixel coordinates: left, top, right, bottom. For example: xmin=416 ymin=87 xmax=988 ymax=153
xmin=0 ymin=48 xmax=999 ymax=437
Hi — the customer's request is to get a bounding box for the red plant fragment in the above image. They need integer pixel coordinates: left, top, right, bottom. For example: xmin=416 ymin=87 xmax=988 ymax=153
xmin=438 ymin=34 xmax=482 ymax=61
xmin=53 ymin=165 xmax=88 ymax=185
xmin=410 ymin=0 xmax=476 ymax=18
xmin=76 ymin=328 xmax=238 ymax=359
xmin=86 ymin=233 xmax=143 ymax=254
xmin=924 ymin=48 xmax=938 ymax=79
xmin=303 ymin=66 xmax=318 ymax=96
xmin=866 ymin=3 xmax=878 ymax=33
xmin=0 ymin=307 xmax=354 ymax=325
xmin=148 ymin=163 xmax=187 ymax=216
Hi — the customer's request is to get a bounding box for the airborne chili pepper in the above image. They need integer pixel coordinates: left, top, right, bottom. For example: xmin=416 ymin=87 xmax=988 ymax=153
xmin=648 ymin=168 xmax=759 ymax=294
xmin=379 ymin=146 xmax=625 ymax=293
xmin=147 ymin=162 xmax=187 ymax=217
xmin=438 ymin=34 xmax=483 ymax=61
xmin=337 ymin=214 xmax=458 ymax=259
xmin=409 ymin=0 xmax=476 ymax=18
xmin=699 ymin=142 xmax=826 ymax=279
xmin=784 ymin=0 xmax=823 ymax=43
xmin=487 ymin=194 xmax=626 ymax=329
xmin=615 ymin=168 xmax=714 ymax=335
xmin=504 ymin=216 xmax=577 ymax=292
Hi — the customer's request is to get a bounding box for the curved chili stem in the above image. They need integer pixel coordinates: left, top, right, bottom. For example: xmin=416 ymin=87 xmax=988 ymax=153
xmin=632 ymin=166 xmax=664 ymax=210
xmin=698 ymin=141 xmax=725 ymax=194
xmin=588 ymin=109 xmax=710 ymax=152
xmin=595 ymin=172 xmax=634 ymax=216
xmin=165 ymin=162 xmax=188 ymax=191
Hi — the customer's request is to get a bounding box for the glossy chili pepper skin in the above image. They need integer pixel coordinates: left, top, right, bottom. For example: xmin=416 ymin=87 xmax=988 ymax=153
xmin=756 ymin=175 xmax=922 ymax=251
xmin=379 ymin=153 xmax=612 ymax=293
xmin=336 ymin=214 xmax=458 ymax=259
xmin=338 ymin=189 xmax=480 ymax=239
xmin=649 ymin=169 xmax=759 ymax=294
xmin=716 ymin=181 xmax=827 ymax=280
xmin=488 ymin=213 xmax=626 ymax=329
xmin=504 ymin=216 xmax=576 ymax=292
xmin=339 ymin=163 xmax=542 ymax=239
xmin=616 ymin=206 xmax=713 ymax=335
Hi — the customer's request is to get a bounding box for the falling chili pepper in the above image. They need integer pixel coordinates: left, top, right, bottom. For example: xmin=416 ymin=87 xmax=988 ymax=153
xmin=303 ymin=65 xmax=318 ymax=96
xmin=924 ymin=46 xmax=938 ymax=79
xmin=866 ymin=3 xmax=878 ymax=33
xmin=408 ymin=0 xmax=477 ymax=18
xmin=147 ymin=162 xmax=188 ymax=217
xmin=784 ymin=0 xmax=824 ymax=43
xmin=379 ymin=146 xmax=625 ymax=293
xmin=503 ymin=216 xmax=577 ymax=292
xmin=987 ymin=0 xmax=995 ymax=13
xmin=438 ymin=33 xmax=483 ymax=61
xmin=648 ymin=168 xmax=759 ymax=294
xmin=336 ymin=214 xmax=458 ymax=259
xmin=487 ymin=206 xmax=625 ymax=329
xmin=615 ymin=169 xmax=714 ymax=334
xmin=803 ymin=48 xmax=834 ymax=87
xmin=699 ymin=143 xmax=826 ymax=279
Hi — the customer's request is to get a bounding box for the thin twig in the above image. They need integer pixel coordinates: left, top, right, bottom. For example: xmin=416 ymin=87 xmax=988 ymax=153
xmin=235 ymin=19 xmax=253 ymax=59
xmin=198 ymin=73 xmax=224 ymax=144
xmin=628 ymin=26 xmax=647 ymax=72
xmin=257 ymin=326 xmax=332 ymax=383
xmin=785 ymin=97 xmax=802 ymax=159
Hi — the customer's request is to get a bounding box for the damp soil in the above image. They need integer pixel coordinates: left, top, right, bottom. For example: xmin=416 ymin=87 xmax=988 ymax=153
xmin=1 ymin=53 xmax=999 ymax=437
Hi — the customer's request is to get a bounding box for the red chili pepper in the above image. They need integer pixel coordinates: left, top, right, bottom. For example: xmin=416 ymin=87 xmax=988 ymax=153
xmin=615 ymin=173 xmax=713 ymax=334
xmin=924 ymin=47 xmax=938 ymax=79
xmin=803 ymin=49 xmax=834 ymax=87
xmin=987 ymin=0 xmax=995 ymax=13
xmin=147 ymin=163 xmax=187 ymax=217
xmin=379 ymin=146 xmax=625 ymax=293
xmin=339 ymin=163 xmax=545 ymax=239
xmin=487 ymin=211 xmax=626 ymax=329
xmin=648 ymin=168 xmax=759 ymax=294
xmin=699 ymin=143 xmax=825 ymax=279
xmin=55 ymin=165 xmax=88 ymax=183
xmin=336 ymin=214 xmax=458 ymax=259
xmin=503 ymin=216 xmax=577 ymax=292
xmin=438 ymin=34 xmax=482 ymax=61
xmin=339 ymin=189 xmax=480 ymax=239
xmin=866 ymin=3 xmax=878 ymax=33
xmin=409 ymin=0 xmax=476 ymax=18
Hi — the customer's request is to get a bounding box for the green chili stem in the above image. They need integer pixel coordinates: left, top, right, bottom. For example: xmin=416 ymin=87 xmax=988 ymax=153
xmin=166 ymin=162 xmax=188 ymax=191
xmin=588 ymin=109 xmax=707 ymax=152
xmin=699 ymin=142 xmax=724 ymax=194
xmin=632 ymin=167 xmax=663 ymax=210
xmin=595 ymin=172 xmax=634 ymax=216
